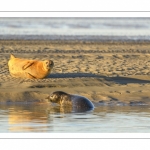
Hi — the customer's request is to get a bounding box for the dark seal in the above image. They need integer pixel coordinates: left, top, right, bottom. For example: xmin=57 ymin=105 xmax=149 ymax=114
xmin=47 ymin=91 xmax=94 ymax=112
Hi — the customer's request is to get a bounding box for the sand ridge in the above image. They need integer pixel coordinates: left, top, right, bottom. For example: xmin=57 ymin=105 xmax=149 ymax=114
xmin=1 ymin=40 xmax=150 ymax=106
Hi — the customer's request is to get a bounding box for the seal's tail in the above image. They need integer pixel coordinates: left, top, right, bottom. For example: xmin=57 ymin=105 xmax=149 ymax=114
xmin=10 ymin=54 xmax=15 ymax=59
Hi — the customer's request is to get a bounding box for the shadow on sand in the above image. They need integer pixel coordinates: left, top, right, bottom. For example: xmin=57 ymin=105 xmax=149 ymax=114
xmin=47 ymin=73 xmax=150 ymax=84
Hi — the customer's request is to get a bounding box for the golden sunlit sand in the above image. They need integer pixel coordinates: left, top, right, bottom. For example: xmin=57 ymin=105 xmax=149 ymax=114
xmin=1 ymin=40 xmax=150 ymax=106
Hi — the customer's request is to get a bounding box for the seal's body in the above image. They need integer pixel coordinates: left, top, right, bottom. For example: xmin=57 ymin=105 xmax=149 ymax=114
xmin=8 ymin=54 xmax=54 ymax=79
xmin=48 ymin=91 xmax=94 ymax=111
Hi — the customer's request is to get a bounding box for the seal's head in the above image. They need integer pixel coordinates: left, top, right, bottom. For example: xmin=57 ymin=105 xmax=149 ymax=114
xmin=48 ymin=91 xmax=71 ymax=104
xmin=43 ymin=60 xmax=54 ymax=71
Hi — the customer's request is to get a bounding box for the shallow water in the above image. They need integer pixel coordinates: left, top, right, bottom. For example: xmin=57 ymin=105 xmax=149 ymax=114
xmin=0 ymin=18 xmax=150 ymax=40
xmin=0 ymin=104 xmax=150 ymax=133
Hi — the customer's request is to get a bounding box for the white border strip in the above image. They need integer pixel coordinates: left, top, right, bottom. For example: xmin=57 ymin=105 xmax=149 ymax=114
xmin=0 ymin=133 xmax=150 ymax=139
xmin=1 ymin=0 xmax=150 ymax=12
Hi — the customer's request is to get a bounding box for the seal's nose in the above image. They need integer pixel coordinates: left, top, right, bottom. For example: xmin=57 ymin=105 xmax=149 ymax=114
xmin=49 ymin=60 xmax=54 ymax=67
xmin=45 ymin=95 xmax=50 ymax=100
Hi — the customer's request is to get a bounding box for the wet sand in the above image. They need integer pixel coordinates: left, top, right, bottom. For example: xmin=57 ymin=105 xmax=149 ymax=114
xmin=1 ymin=40 xmax=150 ymax=106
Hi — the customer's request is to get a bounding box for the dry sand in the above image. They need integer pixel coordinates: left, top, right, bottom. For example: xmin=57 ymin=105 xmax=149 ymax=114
xmin=1 ymin=40 xmax=150 ymax=106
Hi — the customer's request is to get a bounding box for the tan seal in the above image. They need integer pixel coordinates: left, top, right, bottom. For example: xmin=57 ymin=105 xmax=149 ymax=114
xmin=47 ymin=91 xmax=94 ymax=112
xmin=8 ymin=54 xmax=54 ymax=79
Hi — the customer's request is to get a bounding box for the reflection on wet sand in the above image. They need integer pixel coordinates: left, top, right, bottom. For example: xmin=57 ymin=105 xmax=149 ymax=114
xmin=0 ymin=104 xmax=52 ymax=132
xmin=9 ymin=110 xmax=47 ymax=124
xmin=47 ymin=105 xmax=94 ymax=114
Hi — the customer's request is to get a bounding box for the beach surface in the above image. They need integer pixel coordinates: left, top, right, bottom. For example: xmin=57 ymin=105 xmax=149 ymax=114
xmin=1 ymin=39 xmax=150 ymax=106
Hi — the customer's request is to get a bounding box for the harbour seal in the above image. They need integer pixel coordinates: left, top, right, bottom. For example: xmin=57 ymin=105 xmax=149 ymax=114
xmin=47 ymin=91 xmax=94 ymax=112
xmin=8 ymin=54 xmax=54 ymax=79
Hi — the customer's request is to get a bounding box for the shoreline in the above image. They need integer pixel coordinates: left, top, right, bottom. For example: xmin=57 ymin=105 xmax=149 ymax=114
xmin=1 ymin=35 xmax=150 ymax=41
xmin=1 ymin=39 xmax=150 ymax=106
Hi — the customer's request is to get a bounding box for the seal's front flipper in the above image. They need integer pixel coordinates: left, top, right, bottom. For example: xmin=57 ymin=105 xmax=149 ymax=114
xmin=22 ymin=61 xmax=34 ymax=70
xmin=26 ymin=72 xmax=36 ymax=79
